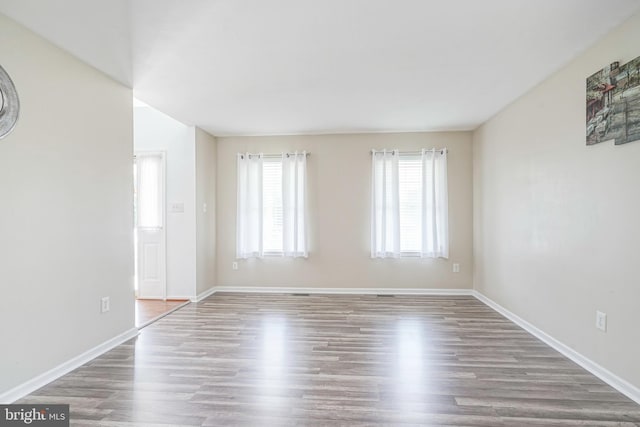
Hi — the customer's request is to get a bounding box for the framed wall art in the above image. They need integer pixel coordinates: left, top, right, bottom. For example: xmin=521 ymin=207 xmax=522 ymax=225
xmin=587 ymin=55 xmax=640 ymax=146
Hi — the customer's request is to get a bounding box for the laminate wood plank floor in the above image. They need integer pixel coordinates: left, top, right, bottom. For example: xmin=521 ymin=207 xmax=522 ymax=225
xmin=19 ymin=293 xmax=640 ymax=426
xmin=135 ymin=299 xmax=190 ymax=328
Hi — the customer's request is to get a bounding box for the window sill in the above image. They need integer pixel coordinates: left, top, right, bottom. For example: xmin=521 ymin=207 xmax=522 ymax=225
xmin=373 ymin=252 xmax=446 ymax=259
xmin=262 ymin=252 xmax=308 ymax=258
xmin=400 ymin=251 xmax=422 ymax=257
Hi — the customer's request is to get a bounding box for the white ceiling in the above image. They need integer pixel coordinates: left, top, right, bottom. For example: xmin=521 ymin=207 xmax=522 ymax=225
xmin=1 ymin=0 xmax=639 ymax=136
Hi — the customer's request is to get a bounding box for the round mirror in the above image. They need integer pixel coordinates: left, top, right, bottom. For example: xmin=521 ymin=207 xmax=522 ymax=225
xmin=0 ymin=64 xmax=20 ymax=139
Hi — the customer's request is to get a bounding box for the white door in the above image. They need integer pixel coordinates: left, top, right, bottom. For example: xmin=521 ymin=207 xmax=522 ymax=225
xmin=134 ymin=152 xmax=167 ymax=299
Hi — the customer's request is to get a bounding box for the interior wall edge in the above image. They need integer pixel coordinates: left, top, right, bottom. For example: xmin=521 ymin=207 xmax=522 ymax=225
xmin=192 ymin=285 xmax=218 ymax=302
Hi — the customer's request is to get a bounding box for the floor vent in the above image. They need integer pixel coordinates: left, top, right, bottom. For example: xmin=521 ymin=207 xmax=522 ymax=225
xmin=376 ymin=294 xmax=395 ymax=297
xmin=291 ymin=293 xmax=310 ymax=296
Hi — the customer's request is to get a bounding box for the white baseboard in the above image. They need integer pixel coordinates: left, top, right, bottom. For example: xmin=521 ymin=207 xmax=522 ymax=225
xmin=0 ymin=327 xmax=139 ymax=404
xmin=472 ymin=291 xmax=640 ymax=405
xmin=210 ymin=285 xmax=474 ymax=296
xmin=192 ymin=286 xmax=217 ymax=302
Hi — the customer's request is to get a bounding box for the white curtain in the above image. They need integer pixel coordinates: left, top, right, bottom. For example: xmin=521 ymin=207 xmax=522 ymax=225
xmin=282 ymin=151 xmax=308 ymax=257
xmin=236 ymin=153 xmax=263 ymax=259
xmin=421 ymin=148 xmax=449 ymax=258
xmin=136 ymin=154 xmax=163 ymax=229
xmin=371 ymin=149 xmax=401 ymax=258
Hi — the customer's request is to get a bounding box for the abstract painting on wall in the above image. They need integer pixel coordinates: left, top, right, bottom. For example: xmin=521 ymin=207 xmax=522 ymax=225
xmin=586 ymin=56 xmax=640 ymax=145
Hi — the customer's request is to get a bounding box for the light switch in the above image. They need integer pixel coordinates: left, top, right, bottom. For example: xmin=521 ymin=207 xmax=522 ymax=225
xmin=596 ymin=311 xmax=607 ymax=332
xmin=170 ymin=202 xmax=184 ymax=213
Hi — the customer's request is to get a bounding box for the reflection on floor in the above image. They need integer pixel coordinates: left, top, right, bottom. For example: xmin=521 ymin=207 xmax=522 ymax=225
xmin=19 ymin=293 xmax=640 ymax=425
xmin=135 ymin=298 xmax=189 ymax=328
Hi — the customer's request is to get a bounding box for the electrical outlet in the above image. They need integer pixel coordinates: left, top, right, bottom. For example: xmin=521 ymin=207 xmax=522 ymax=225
xmin=452 ymin=263 xmax=460 ymax=273
xmin=203 ymin=203 xmax=207 ymax=213
xmin=101 ymin=297 xmax=110 ymax=313
xmin=596 ymin=311 xmax=607 ymax=332
xmin=232 ymin=262 xmax=238 ymax=270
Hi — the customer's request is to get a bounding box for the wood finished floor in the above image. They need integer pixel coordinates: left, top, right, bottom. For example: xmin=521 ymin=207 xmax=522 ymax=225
xmin=19 ymin=293 xmax=640 ymax=426
xmin=135 ymin=299 xmax=190 ymax=328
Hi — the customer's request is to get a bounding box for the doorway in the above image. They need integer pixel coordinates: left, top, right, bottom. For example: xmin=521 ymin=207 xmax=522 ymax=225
xmin=134 ymin=152 xmax=189 ymax=328
xmin=134 ymin=151 xmax=167 ymax=299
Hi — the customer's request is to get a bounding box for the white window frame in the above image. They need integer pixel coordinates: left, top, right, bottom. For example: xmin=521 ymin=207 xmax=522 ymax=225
xmin=371 ymin=148 xmax=448 ymax=259
xmin=236 ymin=152 xmax=308 ymax=259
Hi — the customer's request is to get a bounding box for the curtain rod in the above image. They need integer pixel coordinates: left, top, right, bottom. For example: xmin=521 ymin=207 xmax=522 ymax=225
xmin=370 ymin=148 xmax=448 ymax=155
xmin=238 ymin=152 xmax=310 ymax=159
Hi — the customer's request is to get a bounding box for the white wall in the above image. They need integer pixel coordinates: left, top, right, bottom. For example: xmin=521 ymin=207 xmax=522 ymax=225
xmin=133 ymin=105 xmax=196 ymax=299
xmin=0 ymin=13 xmax=134 ymax=396
xmin=216 ymin=132 xmax=473 ymax=290
xmin=195 ymin=128 xmax=217 ymax=297
xmin=473 ymin=11 xmax=640 ymax=389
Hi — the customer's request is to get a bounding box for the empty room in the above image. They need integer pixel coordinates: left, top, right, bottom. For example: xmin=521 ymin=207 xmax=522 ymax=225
xmin=1 ymin=0 xmax=640 ymax=425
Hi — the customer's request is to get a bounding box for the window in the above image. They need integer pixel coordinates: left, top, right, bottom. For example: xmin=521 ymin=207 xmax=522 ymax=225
xmin=398 ymin=156 xmax=422 ymax=253
xmin=371 ymin=149 xmax=449 ymax=258
xmin=262 ymin=159 xmax=283 ymax=253
xmin=236 ymin=152 xmax=308 ymax=258
xmin=135 ymin=153 xmax=163 ymax=229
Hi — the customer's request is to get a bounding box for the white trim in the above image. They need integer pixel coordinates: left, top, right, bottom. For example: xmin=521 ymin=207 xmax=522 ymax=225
xmin=209 ymin=286 xmax=473 ymax=296
xmin=0 ymin=327 xmax=139 ymax=404
xmin=472 ymin=291 xmax=640 ymax=405
xmin=191 ymin=286 xmax=217 ymax=302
